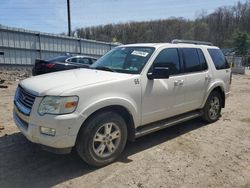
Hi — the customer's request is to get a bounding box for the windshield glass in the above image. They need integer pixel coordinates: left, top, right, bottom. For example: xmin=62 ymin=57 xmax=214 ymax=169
xmin=91 ymin=47 xmax=155 ymax=74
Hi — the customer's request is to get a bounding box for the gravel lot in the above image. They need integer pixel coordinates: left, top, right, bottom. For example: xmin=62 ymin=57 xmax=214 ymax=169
xmin=0 ymin=70 xmax=250 ymax=188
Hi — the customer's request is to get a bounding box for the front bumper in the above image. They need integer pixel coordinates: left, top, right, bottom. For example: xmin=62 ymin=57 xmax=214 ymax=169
xmin=13 ymin=101 xmax=82 ymax=150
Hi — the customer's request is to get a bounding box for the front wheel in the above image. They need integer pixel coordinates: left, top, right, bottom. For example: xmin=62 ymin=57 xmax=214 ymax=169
xmin=202 ymin=91 xmax=222 ymax=123
xmin=76 ymin=111 xmax=127 ymax=167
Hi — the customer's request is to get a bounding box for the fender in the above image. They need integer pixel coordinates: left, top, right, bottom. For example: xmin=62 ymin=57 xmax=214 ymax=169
xmin=79 ymin=97 xmax=140 ymax=128
xmin=201 ymin=80 xmax=226 ymax=108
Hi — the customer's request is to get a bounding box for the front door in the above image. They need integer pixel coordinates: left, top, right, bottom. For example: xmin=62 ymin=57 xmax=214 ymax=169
xmin=141 ymin=48 xmax=187 ymax=125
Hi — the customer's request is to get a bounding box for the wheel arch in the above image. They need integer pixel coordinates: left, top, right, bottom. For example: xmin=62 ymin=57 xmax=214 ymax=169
xmin=202 ymin=84 xmax=226 ymax=108
xmin=77 ymin=105 xmax=136 ymax=142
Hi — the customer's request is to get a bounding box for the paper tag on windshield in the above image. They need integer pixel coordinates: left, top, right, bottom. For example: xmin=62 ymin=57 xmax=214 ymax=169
xmin=131 ymin=50 xmax=149 ymax=57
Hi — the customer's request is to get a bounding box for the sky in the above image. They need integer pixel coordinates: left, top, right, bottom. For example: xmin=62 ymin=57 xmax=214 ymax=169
xmin=0 ymin=0 xmax=244 ymax=34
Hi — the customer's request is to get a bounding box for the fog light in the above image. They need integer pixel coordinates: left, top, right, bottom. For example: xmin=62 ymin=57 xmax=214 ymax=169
xmin=40 ymin=127 xmax=56 ymax=136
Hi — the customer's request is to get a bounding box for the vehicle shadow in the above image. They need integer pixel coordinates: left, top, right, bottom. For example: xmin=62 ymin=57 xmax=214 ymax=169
xmin=0 ymin=118 xmax=208 ymax=188
xmin=121 ymin=118 xmax=207 ymax=162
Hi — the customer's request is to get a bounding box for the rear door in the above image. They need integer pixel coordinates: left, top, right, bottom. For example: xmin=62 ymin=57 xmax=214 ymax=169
xmin=207 ymin=48 xmax=231 ymax=94
xmin=181 ymin=48 xmax=210 ymax=112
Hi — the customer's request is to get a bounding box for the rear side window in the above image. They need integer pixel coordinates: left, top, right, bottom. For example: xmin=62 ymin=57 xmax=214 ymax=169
xmin=182 ymin=48 xmax=201 ymax=73
xmin=78 ymin=58 xmax=91 ymax=64
xmin=208 ymin=49 xmax=230 ymax=69
xmin=154 ymin=48 xmax=180 ymax=75
xmin=197 ymin=49 xmax=208 ymax=70
xmin=91 ymin=58 xmax=97 ymax=64
xmin=69 ymin=58 xmax=78 ymax=63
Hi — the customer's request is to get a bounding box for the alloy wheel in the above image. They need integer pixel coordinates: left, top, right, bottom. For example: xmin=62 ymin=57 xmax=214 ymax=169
xmin=208 ymin=96 xmax=220 ymax=120
xmin=92 ymin=122 xmax=121 ymax=158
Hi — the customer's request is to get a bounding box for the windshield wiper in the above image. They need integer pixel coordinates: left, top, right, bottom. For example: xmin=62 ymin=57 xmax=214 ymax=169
xmin=94 ymin=66 xmax=116 ymax=72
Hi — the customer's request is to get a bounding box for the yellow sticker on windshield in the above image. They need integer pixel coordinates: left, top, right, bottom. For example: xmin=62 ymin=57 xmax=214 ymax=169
xmin=131 ymin=50 xmax=149 ymax=57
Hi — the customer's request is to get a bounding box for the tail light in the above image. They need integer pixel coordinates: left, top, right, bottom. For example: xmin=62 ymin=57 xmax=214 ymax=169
xmin=45 ymin=63 xmax=55 ymax=68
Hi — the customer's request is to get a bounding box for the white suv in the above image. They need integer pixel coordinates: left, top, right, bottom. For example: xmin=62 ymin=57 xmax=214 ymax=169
xmin=13 ymin=40 xmax=231 ymax=166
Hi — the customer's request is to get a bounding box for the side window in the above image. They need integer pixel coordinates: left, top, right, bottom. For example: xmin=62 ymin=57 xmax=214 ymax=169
xmin=78 ymin=58 xmax=91 ymax=64
xmin=182 ymin=48 xmax=201 ymax=73
xmin=68 ymin=58 xmax=78 ymax=63
xmin=197 ymin=49 xmax=208 ymax=70
xmin=154 ymin=48 xmax=180 ymax=75
xmin=91 ymin=58 xmax=97 ymax=64
xmin=208 ymin=49 xmax=230 ymax=70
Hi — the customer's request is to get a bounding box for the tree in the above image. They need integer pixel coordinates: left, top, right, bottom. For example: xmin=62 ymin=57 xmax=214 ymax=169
xmin=234 ymin=31 xmax=249 ymax=56
xmin=74 ymin=1 xmax=250 ymax=47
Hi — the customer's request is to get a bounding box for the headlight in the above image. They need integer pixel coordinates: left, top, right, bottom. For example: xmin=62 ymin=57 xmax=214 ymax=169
xmin=38 ymin=96 xmax=78 ymax=115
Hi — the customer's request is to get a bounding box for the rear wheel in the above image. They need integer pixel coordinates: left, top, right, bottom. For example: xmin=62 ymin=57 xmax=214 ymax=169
xmin=76 ymin=111 xmax=127 ymax=167
xmin=202 ymin=91 xmax=222 ymax=123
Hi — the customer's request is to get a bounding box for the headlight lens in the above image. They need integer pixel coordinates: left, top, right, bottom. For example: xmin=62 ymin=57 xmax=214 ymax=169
xmin=38 ymin=96 xmax=78 ymax=115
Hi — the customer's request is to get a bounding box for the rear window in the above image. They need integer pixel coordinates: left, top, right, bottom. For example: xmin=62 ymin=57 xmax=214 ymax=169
xmin=208 ymin=49 xmax=230 ymax=70
xmin=46 ymin=56 xmax=69 ymax=62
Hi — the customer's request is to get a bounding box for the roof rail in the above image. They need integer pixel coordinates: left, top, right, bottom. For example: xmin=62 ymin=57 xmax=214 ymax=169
xmin=171 ymin=39 xmax=213 ymax=46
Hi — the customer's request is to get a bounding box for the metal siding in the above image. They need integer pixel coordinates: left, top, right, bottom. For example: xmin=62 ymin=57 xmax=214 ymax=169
xmin=21 ymin=50 xmax=26 ymax=64
xmin=87 ymin=42 xmax=91 ymax=54
xmin=15 ymin=50 xmax=21 ymax=64
xmin=9 ymin=32 xmax=14 ymax=47
xmin=0 ymin=47 xmax=4 ymax=64
xmin=14 ymin=33 xmax=19 ymax=48
xmin=49 ymin=37 xmax=54 ymax=51
xmin=81 ymin=41 xmax=86 ymax=54
xmin=4 ymin=49 xmax=9 ymax=64
xmin=21 ymin=34 xmax=26 ymax=48
xmin=0 ymin=32 xmax=2 ymax=46
xmin=3 ymin=32 xmax=8 ymax=46
xmin=0 ymin=26 xmax=118 ymax=65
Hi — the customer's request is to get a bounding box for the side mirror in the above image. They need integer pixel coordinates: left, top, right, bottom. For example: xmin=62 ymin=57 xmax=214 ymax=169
xmin=147 ymin=66 xmax=170 ymax=80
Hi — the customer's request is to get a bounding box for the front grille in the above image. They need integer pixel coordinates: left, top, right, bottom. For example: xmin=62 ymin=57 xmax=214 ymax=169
xmin=16 ymin=86 xmax=36 ymax=110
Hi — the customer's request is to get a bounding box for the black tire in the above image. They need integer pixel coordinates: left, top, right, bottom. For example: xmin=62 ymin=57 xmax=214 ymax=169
xmin=76 ymin=111 xmax=127 ymax=167
xmin=202 ymin=91 xmax=222 ymax=123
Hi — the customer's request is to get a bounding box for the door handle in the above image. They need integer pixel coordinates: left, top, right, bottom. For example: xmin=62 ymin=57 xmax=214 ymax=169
xmin=174 ymin=80 xmax=184 ymax=86
xmin=174 ymin=81 xmax=179 ymax=86
xmin=178 ymin=80 xmax=184 ymax=86
xmin=205 ymin=75 xmax=211 ymax=81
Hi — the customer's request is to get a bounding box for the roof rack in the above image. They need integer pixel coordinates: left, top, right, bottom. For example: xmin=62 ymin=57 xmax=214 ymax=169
xmin=171 ymin=39 xmax=213 ymax=46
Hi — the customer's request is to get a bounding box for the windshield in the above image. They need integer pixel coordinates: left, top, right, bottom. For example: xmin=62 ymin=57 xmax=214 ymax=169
xmin=91 ymin=47 xmax=155 ymax=74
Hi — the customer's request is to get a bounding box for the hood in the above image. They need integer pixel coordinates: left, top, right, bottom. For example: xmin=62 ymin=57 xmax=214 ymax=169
xmin=20 ymin=68 xmax=132 ymax=96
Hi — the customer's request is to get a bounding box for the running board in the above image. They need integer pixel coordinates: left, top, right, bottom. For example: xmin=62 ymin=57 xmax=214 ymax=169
xmin=135 ymin=110 xmax=202 ymax=138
